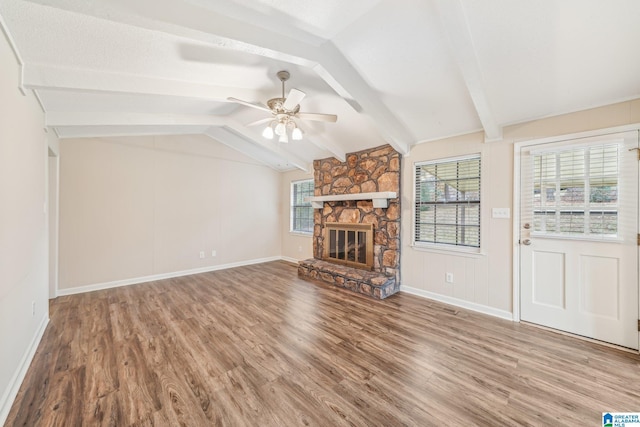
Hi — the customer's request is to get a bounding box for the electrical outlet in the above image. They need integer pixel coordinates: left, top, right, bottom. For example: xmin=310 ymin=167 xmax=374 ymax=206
xmin=31 ymin=301 xmax=36 ymax=316
xmin=211 ymin=250 xmax=217 ymax=257
xmin=199 ymin=251 xmax=205 ymax=259
xmin=445 ymin=273 xmax=454 ymax=283
xmin=298 ymin=246 xmax=302 ymax=253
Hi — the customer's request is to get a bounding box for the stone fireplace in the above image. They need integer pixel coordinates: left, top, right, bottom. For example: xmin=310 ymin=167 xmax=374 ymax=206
xmin=298 ymin=144 xmax=401 ymax=299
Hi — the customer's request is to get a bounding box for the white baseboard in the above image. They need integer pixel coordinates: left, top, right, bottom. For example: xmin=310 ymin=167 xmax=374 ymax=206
xmin=280 ymin=256 xmax=301 ymax=264
xmin=0 ymin=315 xmax=49 ymax=426
xmin=401 ymin=285 xmax=514 ymax=321
xmin=57 ymin=256 xmax=283 ymax=297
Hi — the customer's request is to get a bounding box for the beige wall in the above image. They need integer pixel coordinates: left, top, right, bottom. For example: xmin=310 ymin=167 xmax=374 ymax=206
xmin=401 ymin=132 xmax=513 ymax=315
xmin=0 ymin=28 xmax=50 ymax=421
xmin=401 ymin=99 xmax=640 ymax=317
xmin=280 ymin=168 xmax=314 ymax=262
xmin=58 ymin=134 xmax=282 ymax=290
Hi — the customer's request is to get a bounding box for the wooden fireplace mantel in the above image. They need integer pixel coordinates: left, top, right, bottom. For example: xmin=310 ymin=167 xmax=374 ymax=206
xmin=305 ymin=191 xmax=397 ymax=209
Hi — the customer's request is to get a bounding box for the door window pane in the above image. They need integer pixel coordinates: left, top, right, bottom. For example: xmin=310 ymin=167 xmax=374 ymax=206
xmin=532 ymin=144 xmax=619 ymax=237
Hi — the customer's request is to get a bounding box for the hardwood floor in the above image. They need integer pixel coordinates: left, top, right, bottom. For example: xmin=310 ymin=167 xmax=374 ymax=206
xmin=5 ymin=261 xmax=640 ymax=426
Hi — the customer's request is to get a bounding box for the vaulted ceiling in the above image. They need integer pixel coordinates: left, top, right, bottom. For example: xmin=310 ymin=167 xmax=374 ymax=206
xmin=2 ymin=0 xmax=639 ymax=171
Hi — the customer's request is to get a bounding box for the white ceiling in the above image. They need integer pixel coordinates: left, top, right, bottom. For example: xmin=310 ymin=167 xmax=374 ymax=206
xmin=2 ymin=0 xmax=639 ymax=171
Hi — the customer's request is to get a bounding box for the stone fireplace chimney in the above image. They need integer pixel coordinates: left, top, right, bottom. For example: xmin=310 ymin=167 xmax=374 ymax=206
xmin=298 ymin=144 xmax=401 ymax=299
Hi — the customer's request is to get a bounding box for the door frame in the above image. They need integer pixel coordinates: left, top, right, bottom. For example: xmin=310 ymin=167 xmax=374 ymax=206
xmin=513 ymin=123 xmax=640 ymax=326
xmin=47 ymin=135 xmax=60 ymax=300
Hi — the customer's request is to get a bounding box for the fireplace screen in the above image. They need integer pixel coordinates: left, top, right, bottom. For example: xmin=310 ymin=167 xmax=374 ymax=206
xmin=323 ymin=222 xmax=373 ymax=270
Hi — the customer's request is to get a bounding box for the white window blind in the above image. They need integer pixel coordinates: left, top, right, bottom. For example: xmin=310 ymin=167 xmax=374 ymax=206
xmin=414 ymin=155 xmax=481 ymax=248
xmin=532 ymin=143 xmax=619 ymax=237
xmin=291 ymin=179 xmax=314 ymax=234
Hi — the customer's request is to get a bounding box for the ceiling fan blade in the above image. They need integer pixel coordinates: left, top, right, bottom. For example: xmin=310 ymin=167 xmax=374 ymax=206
xmin=227 ymin=97 xmax=272 ymax=113
xmin=296 ymin=112 xmax=338 ymax=123
xmin=283 ymin=88 xmax=306 ymax=111
xmin=246 ymin=117 xmax=274 ymax=127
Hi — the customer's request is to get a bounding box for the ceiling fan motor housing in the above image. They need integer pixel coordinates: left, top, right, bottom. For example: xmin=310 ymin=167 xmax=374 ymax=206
xmin=267 ymin=97 xmax=300 ymax=114
xmin=270 ymin=70 xmax=299 ymax=114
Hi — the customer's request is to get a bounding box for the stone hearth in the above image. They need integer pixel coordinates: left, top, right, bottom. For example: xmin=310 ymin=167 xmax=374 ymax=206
xmin=298 ymin=144 xmax=401 ymax=299
xmin=298 ymin=259 xmax=399 ymax=299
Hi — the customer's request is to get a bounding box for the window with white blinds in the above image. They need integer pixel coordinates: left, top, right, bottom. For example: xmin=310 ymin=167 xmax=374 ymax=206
xmin=532 ymin=143 xmax=619 ymax=237
xmin=414 ymin=155 xmax=481 ymax=248
xmin=291 ymin=179 xmax=314 ymax=234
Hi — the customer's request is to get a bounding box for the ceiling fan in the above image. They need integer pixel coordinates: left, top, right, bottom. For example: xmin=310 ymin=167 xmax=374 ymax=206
xmin=227 ymin=70 xmax=337 ymax=143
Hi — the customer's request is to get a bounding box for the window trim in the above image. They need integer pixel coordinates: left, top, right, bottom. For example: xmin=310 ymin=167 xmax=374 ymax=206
xmin=290 ymin=178 xmax=314 ymax=235
xmin=413 ymin=153 xmax=483 ymax=253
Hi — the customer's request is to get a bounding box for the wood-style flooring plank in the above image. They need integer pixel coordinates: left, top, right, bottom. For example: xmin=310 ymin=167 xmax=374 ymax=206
xmin=5 ymin=261 xmax=640 ymax=426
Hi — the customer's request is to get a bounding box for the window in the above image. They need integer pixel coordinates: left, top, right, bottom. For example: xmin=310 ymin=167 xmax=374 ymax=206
xmin=291 ymin=179 xmax=314 ymax=234
xmin=532 ymin=143 xmax=619 ymax=237
xmin=414 ymin=155 xmax=481 ymax=248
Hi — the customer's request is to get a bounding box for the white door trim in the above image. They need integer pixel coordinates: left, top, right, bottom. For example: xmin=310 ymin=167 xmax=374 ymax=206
xmin=512 ymin=123 xmax=640 ymax=323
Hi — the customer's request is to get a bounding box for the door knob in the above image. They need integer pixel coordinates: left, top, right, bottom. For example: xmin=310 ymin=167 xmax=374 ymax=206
xmin=522 ymin=239 xmax=532 ymax=245
xmin=523 ymin=223 xmax=531 ymax=229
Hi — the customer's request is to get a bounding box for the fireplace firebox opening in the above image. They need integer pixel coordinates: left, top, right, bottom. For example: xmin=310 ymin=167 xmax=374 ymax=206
xmin=323 ymin=222 xmax=373 ymax=270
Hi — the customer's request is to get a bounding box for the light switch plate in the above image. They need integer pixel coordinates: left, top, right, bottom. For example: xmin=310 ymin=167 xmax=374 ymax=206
xmin=492 ymin=208 xmax=511 ymax=219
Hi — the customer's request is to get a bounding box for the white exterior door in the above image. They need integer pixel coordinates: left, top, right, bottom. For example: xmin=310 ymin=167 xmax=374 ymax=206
xmin=520 ymin=131 xmax=639 ymax=350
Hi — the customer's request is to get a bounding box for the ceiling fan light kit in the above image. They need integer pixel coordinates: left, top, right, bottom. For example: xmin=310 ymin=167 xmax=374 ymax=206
xmin=275 ymin=121 xmax=287 ymax=136
xmin=227 ymin=70 xmax=337 ymax=143
xmin=262 ymin=125 xmax=274 ymax=139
